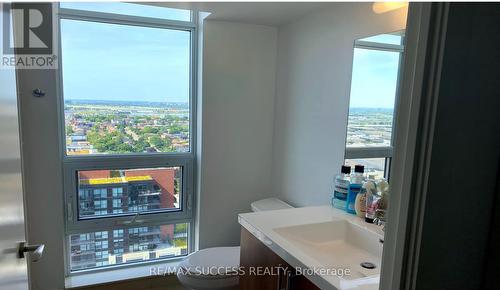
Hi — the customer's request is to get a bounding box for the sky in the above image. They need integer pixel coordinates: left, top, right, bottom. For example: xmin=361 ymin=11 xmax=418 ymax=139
xmin=349 ymin=34 xmax=402 ymax=109
xmin=60 ymin=3 xmax=191 ymax=103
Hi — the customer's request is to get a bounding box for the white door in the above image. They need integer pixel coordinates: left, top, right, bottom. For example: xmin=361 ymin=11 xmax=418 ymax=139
xmin=0 ymin=61 xmax=30 ymax=290
xmin=0 ymin=4 xmax=29 ymax=287
xmin=0 ymin=68 xmax=48 ymax=290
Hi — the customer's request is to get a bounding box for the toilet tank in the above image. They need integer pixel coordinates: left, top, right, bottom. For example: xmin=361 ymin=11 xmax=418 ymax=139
xmin=251 ymin=198 xmax=293 ymax=212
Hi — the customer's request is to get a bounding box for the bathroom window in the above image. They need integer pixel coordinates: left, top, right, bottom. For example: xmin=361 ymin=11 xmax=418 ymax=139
xmin=345 ymin=31 xmax=404 ymax=178
xmin=59 ymin=3 xmax=196 ymax=273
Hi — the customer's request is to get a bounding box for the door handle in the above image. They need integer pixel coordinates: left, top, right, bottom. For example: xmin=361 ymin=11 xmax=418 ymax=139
xmin=17 ymin=242 xmax=45 ymax=262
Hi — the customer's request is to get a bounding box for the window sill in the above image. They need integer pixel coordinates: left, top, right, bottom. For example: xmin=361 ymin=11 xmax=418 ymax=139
xmin=65 ymin=260 xmax=181 ymax=289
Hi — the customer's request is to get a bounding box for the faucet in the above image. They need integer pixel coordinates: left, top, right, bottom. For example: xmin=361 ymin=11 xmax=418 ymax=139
xmin=373 ymin=217 xmax=386 ymax=230
xmin=373 ymin=209 xmax=386 ymax=243
xmin=373 ymin=218 xmax=385 ymax=244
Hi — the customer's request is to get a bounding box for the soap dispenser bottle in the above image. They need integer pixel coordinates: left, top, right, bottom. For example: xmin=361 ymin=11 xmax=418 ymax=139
xmin=364 ymin=175 xmax=378 ymax=223
xmin=355 ymin=174 xmax=375 ymax=218
xmin=346 ymin=165 xmax=364 ymax=214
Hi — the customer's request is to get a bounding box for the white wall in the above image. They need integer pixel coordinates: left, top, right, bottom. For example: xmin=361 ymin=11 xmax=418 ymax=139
xmin=272 ymin=3 xmax=407 ymax=206
xmin=198 ymin=20 xmax=277 ymax=248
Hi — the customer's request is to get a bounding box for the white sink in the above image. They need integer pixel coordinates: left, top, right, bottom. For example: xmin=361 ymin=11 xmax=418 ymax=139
xmin=273 ymin=219 xmax=383 ymax=280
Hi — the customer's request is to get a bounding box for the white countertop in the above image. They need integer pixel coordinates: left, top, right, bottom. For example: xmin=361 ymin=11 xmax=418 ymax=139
xmin=238 ymin=205 xmax=384 ymax=290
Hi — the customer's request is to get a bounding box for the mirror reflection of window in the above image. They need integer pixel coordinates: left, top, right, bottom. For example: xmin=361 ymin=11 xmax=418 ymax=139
xmin=345 ymin=30 xmax=405 ymax=179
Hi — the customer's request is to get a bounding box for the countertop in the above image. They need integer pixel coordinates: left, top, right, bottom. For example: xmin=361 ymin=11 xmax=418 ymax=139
xmin=238 ymin=205 xmax=384 ymax=290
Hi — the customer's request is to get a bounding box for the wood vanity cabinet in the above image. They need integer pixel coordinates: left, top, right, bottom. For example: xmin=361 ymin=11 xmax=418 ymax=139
xmin=239 ymin=227 xmax=320 ymax=290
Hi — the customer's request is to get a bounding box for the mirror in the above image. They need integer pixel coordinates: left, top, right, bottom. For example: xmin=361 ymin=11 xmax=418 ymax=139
xmin=344 ymin=30 xmax=405 ymax=180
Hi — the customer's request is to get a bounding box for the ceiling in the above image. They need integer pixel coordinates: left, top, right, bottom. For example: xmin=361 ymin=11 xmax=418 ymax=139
xmin=152 ymin=2 xmax=335 ymax=26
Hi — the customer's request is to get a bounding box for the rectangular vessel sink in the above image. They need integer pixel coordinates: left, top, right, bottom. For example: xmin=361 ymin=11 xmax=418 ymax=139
xmin=273 ymin=220 xmax=383 ymax=280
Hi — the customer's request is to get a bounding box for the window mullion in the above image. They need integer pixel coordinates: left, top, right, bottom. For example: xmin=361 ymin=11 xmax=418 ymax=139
xmin=345 ymin=146 xmax=393 ymax=159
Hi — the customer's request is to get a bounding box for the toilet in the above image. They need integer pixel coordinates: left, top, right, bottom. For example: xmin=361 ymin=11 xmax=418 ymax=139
xmin=177 ymin=198 xmax=293 ymax=290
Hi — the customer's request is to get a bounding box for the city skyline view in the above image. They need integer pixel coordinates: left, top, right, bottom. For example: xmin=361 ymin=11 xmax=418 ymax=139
xmin=64 ymin=99 xmax=190 ymax=155
xmin=61 ymin=13 xmax=192 ymax=156
xmin=346 ymin=107 xmax=394 ymax=148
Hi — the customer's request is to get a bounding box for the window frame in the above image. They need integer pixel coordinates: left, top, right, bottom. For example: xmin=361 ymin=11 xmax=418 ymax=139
xmin=56 ymin=4 xmax=198 ymax=275
xmin=345 ymin=34 xmax=405 ymax=179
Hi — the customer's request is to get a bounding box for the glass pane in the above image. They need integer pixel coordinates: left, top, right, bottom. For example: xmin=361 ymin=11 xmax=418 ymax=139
xmin=60 ymin=2 xmax=191 ymax=22
xmin=345 ymin=158 xmax=386 ymax=180
xmin=346 ymin=48 xmax=400 ymax=147
xmin=77 ymin=167 xmax=182 ymax=219
xmin=61 ymin=20 xmax=190 ymax=155
xmin=69 ymin=223 xmax=189 ymax=271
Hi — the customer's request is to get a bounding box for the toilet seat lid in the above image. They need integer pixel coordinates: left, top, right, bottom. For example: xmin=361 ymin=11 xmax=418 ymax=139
xmin=179 ymin=246 xmax=240 ymax=276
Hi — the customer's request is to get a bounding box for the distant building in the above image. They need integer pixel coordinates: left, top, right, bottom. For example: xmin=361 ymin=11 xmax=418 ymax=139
xmin=69 ymin=168 xmax=186 ymax=270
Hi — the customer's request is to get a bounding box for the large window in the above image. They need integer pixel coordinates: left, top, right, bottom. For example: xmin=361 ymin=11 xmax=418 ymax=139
xmin=345 ymin=32 xmax=404 ymax=178
xmin=59 ymin=3 xmax=196 ymax=273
